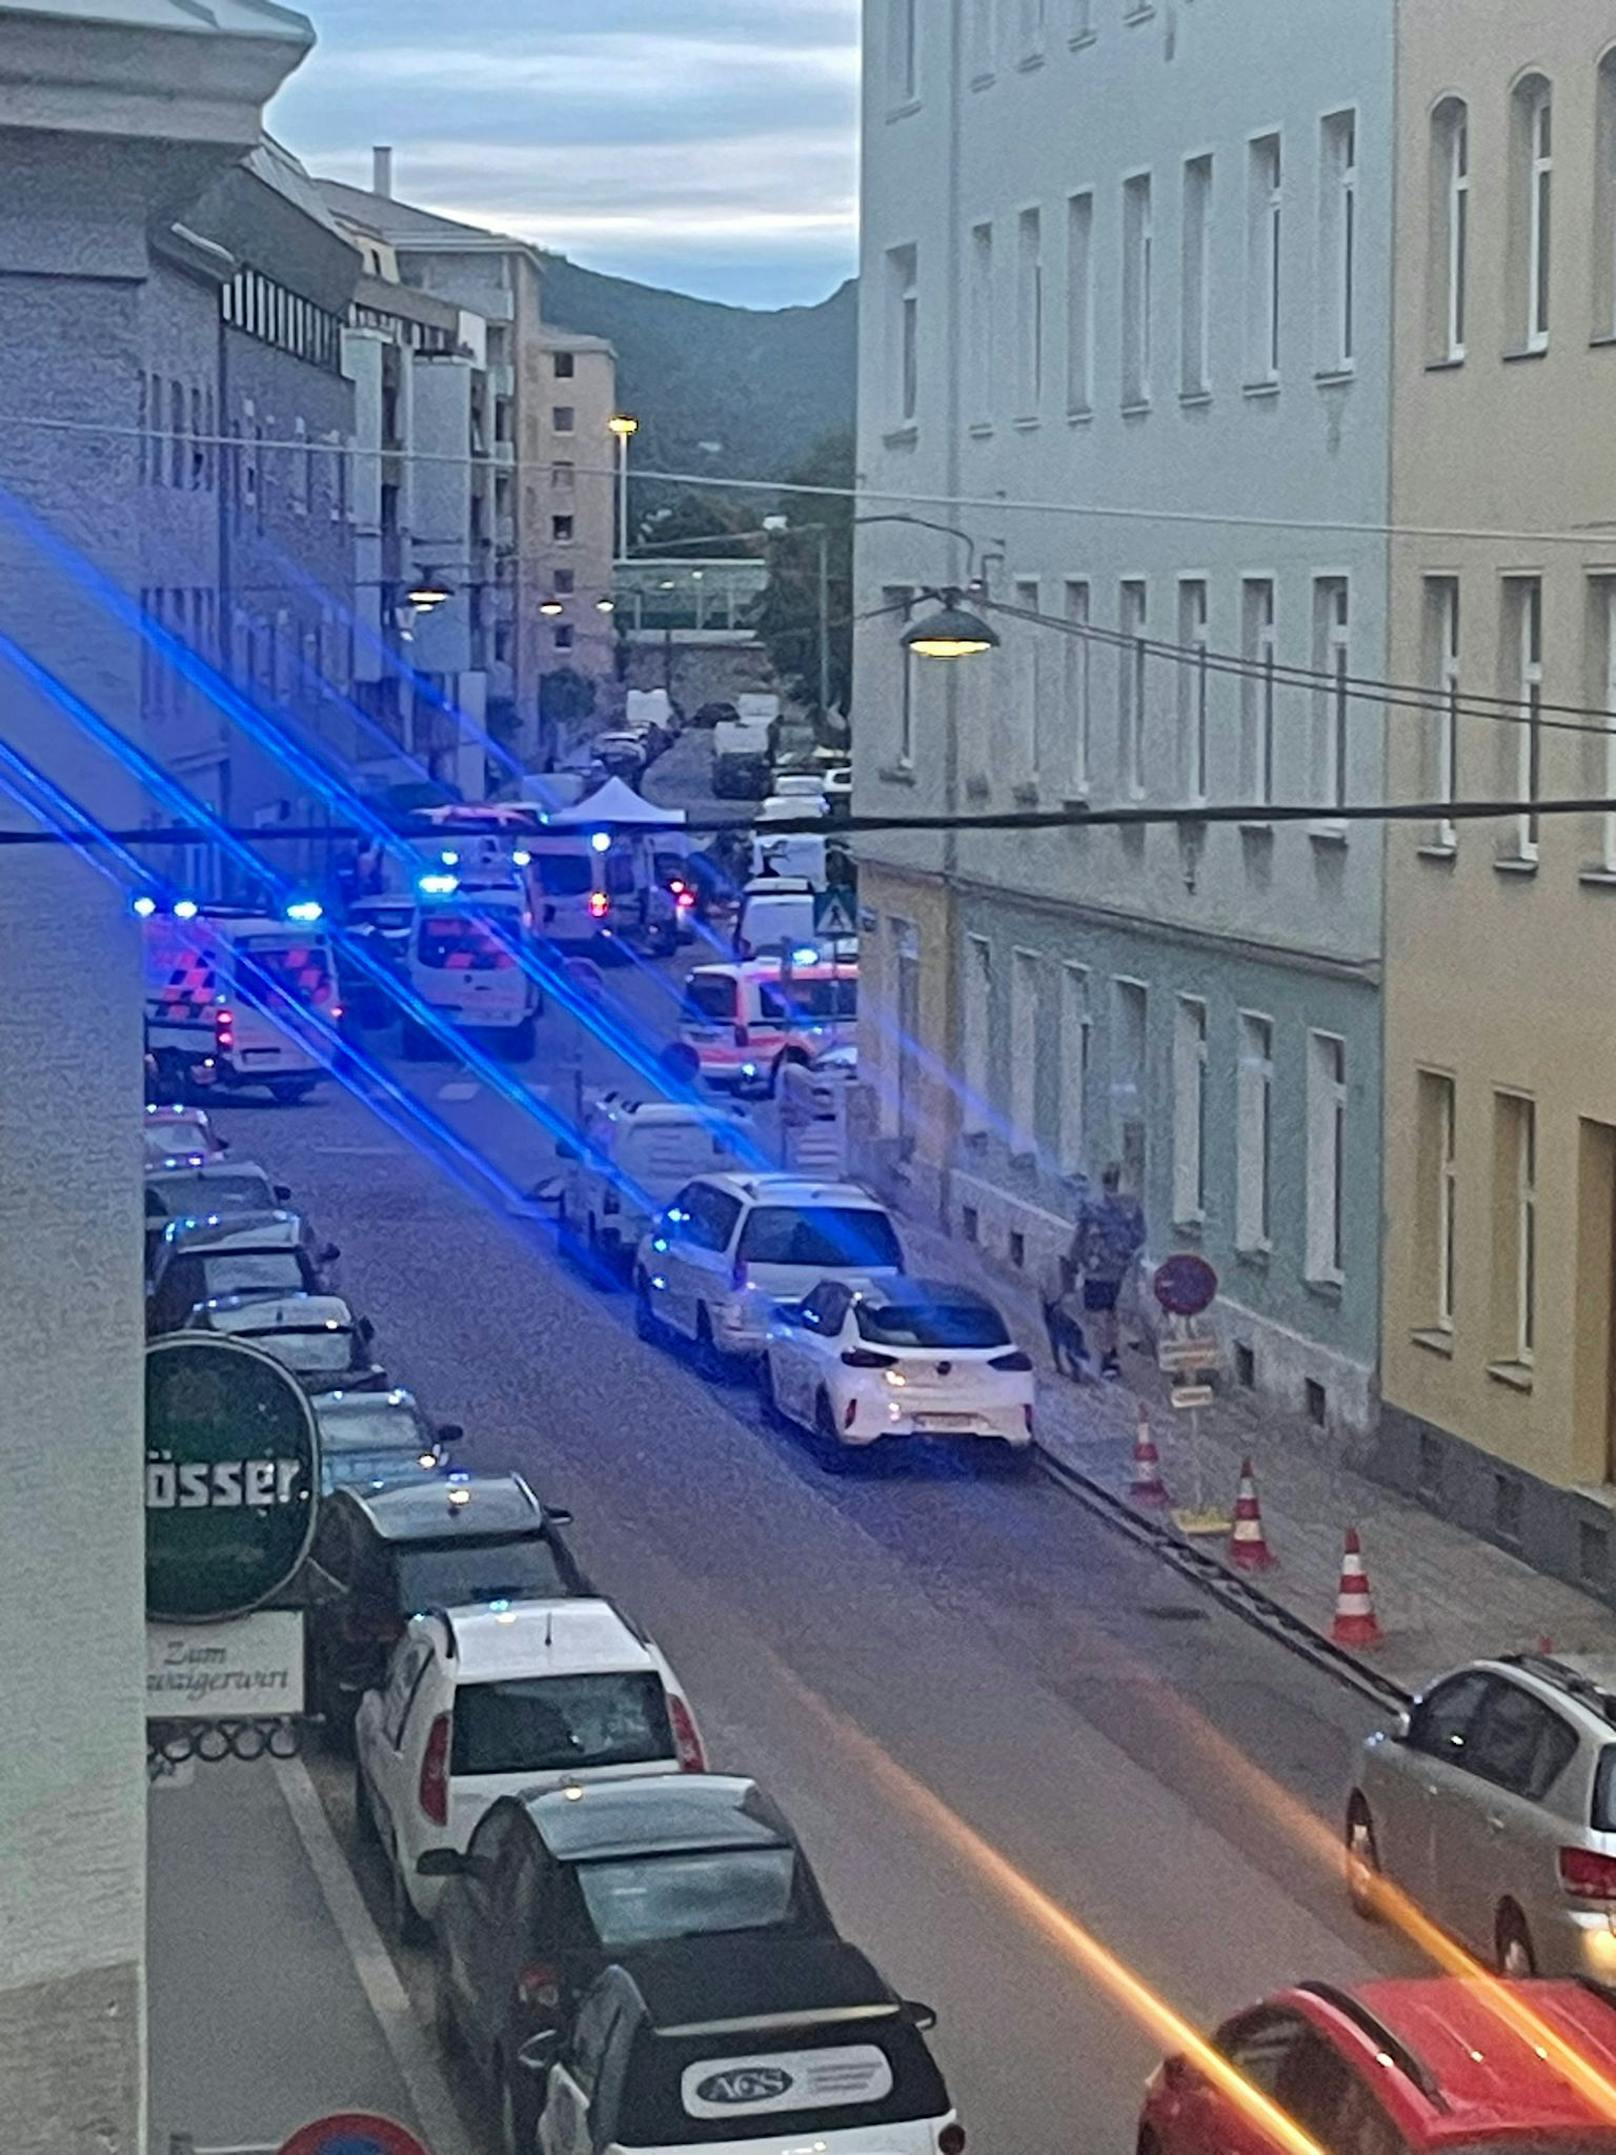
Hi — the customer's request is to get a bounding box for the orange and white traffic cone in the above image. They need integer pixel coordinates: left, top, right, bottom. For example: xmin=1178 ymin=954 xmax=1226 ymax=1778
xmin=1130 ymin=1403 xmax=1171 ymax=1508
xmin=1227 ymin=1457 xmax=1277 ymax=1571
xmin=1331 ymin=1528 xmax=1384 ymax=1649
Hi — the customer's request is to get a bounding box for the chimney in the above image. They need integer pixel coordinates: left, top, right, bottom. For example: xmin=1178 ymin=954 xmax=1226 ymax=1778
xmin=373 ymin=145 xmax=394 ymax=199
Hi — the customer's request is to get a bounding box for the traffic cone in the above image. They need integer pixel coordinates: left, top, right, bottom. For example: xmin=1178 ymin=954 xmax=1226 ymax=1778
xmin=1227 ymin=1458 xmax=1277 ymax=1571
xmin=1331 ymin=1528 xmax=1384 ymax=1649
xmin=1130 ymin=1403 xmax=1171 ymax=1508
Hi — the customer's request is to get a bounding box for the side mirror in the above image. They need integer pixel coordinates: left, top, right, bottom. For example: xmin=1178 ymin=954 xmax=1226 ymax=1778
xmin=416 ymin=1848 xmax=465 ymax=1878
xmin=1392 ymin=1709 xmax=1412 ymax=1742
xmin=358 ymin=1315 xmax=376 ymax=1346
xmin=320 ymin=1242 xmax=341 ymax=1265
xmin=555 ymin=1141 xmax=579 ymax=1162
xmin=274 ymin=1184 xmax=293 ymax=1204
xmin=904 ymin=2001 xmax=938 ymax=2032
xmin=544 ymin=1505 xmax=575 ymax=1528
xmin=437 ymin=1422 xmax=464 ymax=1445
xmin=518 ymin=2031 xmax=560 ymax=2076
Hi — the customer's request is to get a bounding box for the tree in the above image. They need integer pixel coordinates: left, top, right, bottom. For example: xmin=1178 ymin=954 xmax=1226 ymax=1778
xmin=634 ymin=490 xmax=762 ymax=561
xmin=750 ymin=429 xmax=854 ymax=718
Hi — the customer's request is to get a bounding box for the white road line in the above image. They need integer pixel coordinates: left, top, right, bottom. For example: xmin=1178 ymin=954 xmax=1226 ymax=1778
xmin=437 ymin=1082 xmax=479 ymax=1102
xmin=272 ymin=1754 xmax=472 ymax=2155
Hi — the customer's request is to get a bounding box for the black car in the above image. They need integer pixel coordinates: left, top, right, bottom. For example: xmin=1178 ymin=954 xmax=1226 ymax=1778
xmin=342 ymin=896 xmax=416 ymax=1025
xmin=314 ymin=1387 xmax=463 ymax=1495
xmin=301 ymin=1472 xmax=585 ymax=1744
xmin=146 ymin=1209 xmax=338 ymax=1333
xmin=425 ymin=1774 xmax=836 ymax=2145
xmin=142 ymin=1161 xmax=288 ymax=1275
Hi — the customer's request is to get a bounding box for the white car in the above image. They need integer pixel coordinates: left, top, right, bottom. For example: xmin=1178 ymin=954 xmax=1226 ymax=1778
xmin=633 ymin=1174 xmax=904 ymax=1368
xmin=762 ymin=1277 xmax=1034 ymax=1465
xmin=354 ymin=1598 xmax=705 ymax=1940
xmin=189 ymin=1291 xmax=384 ymax=1395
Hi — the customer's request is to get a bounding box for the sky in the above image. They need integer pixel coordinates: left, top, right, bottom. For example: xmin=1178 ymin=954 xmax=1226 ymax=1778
xmin=272 ymin=0 xmax=861 ymax=311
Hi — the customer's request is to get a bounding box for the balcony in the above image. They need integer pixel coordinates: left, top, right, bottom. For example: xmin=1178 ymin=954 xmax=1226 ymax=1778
xmin=486 ymin=362 xmax=515 ymax=399
xmin=495 ymin=514 xmax=516 ymax=551
xmin=491 ymin=439 xmax=516 ymax=466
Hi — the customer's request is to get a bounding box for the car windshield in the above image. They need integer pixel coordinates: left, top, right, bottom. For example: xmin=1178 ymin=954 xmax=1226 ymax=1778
xmin=758 ymin=979 xmax=857 ymax=1023
xmin=245 ymin=1326 xmax=355 ymax=1373
xmin=235 ymin=937 xmax=333 ymax=1006
xmin=683 ymin=976 xmax=735 ymax=1025
xmin=534 ymin=852 xmax=592 ymax=897
xmin=738 ymin=1206 xmax=902 ymax=1272
xmin=318 ymin=1401 xmax=428 ymax=1453
xmin=578 ymin=1846 xmax=803 ymax=1948
xmin=394 ymin=1537 xmax=567 ymax=1608
xmin=450 ymin=1672 xmax=672 ymax=1777
xmin=200 ymin=1252 xmax=304 ymax=1297
xmin=624 ymin=2021 xmax=946 ymax=2149
xmin=354 ymin=906 xmax=413 ymax=933
xmin=855 ymin=1299 xmax=1010 ymax=1349
xmin=325 ymin=1451 xmax=441 ymax=1494
xmin=416 ymin=915 xmax=514 ymax=972
xmin=152 ymin=1173 xmax=271 ymax=1215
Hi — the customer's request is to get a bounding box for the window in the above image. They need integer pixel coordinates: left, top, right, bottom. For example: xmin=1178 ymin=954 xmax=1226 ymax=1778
xmin=1173 ymin=997 xmax=1208 ymax=1225
xmin=1306 ymin=1031 xmax=1346 ymax=1284
xmin=1466 ymin=1682 xmax=1577 ymax=1800
xmin=1506 ymin=577 xmax=1543 ymax=861
xmin=968 ymin=222 xmax=995 ymax=425
xmin=1066 ymin=192 xmax=1095 ymax=415
xmin=1178 ymin=579 xmax=1210 ymax=803
xmin=188 ymin=386 xmax=204 ymax=488
xmin=1016 ymin=207 xmax=1044 ymax=416
xmin=1599 ymin=579 xmax=1616 ymax=871
xmin=1431 ymin=99 xmax=1469 ymax=360
xmin=1312 ymin=577 xmax=1350 ymax=812
xmin=1241 ymin=578 xmax=1277 ymax=805
xmin=554 ymin=568 xmax=575 ymax=595
xmin=884 ymin=585 xmax=916 ymax=765
xmin=291 ymin=416 xmax=309 ymax=514
xmin=962 ymin=936 xmax=992 ymax=1136
xmin=968 ymin=0 xmax=997 ymax=79
xmin=1598 ymin=58 xmax=1616 ymax=337
xmin=888 ymin=245 xmax=920 ymax=424
xmin=1407 ymin=1670 xmax=1490 ymax=1763
xmin=1064 ymin=579 xmax=1091 ymax=796
xmin=1010 ymin=950 xmax=1040 ymax=1153
xmin=1181 ymin=155 xmax=1213 ymax=397
xmin=552 ymin=514 xmax=574 ymax=544
xmin=1236 ymin=1013 xmax=1273 ymax=1253
xmin=552 ymin=405 xmax=575 ymax=435
xmin=552 ymin=350 xmax=575 ymax=379
xmin=1319 ymin=111 xmax=1358 ymax=371
xmin=553 ymin=459 xmax=575 ymax=491
xmin=889 ymin=0 xmax=919 ymax=104
xmin=1416 ymin=1071 xmax=1457 ymax=1333
xmin=1119 ymin=580 xmax=1148 ymax=797
xmin=1425 ymin=577 xmax=1461 ymax=847
xmin=1246 ymin=134 xmax=1283 ymax=383
xmin=1112 ymin=979 xmax=1147 ymax=1192
xmin=1059 ymin=964 xmax=1091 ymax=1173
xmin=554 ymin=624 xmax=574 ymax=651
xmin=1494 ymin=1092 xmax=1537 ymax=1366
xmin=1122 ymin=174 xmax=1154 ymax=407
xmin=1516 ymin=77 xmax=1553 ymax=351
xmin=1013 ymin=578 xmax=1041 ymax=780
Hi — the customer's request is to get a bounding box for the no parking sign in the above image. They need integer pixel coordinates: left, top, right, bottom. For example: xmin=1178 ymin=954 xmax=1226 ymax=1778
xmin=276 ymin=2117 xmax=430 ymax=2155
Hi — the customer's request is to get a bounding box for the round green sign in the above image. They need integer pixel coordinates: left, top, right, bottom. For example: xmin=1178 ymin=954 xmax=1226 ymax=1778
xmin=145 ymin=1336 xmax=321 ymax=1624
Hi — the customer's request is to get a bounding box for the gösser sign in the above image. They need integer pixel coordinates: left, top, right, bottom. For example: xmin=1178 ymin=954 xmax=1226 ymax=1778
xmin=145 ymin=1335 xmax=320 ymax=1624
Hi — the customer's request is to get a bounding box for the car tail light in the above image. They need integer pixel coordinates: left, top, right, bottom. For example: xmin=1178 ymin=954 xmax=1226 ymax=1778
xmin=676 ymin=890 xmax=696 ymax=910
xmin=842 ymin=1348 xmax=898 ymax=1369
xmin=938 ymin=2128 xmax=966 ymax=2155
xmin=733 ymin=1024 xmax=751 ymax=1048
xmin=516 ymin=1960 xmax=561 ymax=2011
xmin=214 ymin=1009 xmax=235 ymax=1049
xmin=330 ymin=1003 xmax=344 ymax=1020
xmin=989 ymin=1350 xmax=1034 ymax=1372
xmin=588 ymin=890 xmax=610 ymax=920
xmin=1560 ymin=1847 xmax=1616 ymax=1900
xmin=418 ymin=1712 xmax=451 ymax=1826
xmin=669 ymin=1693 xmax=705 ymax=1772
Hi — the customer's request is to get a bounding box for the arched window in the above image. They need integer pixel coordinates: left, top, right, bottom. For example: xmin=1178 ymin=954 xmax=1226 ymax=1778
xmin=1429 ymin=98 xmax=1469 ymax=361
xmin=1510 ymin=74 xmax=1553 ymax=351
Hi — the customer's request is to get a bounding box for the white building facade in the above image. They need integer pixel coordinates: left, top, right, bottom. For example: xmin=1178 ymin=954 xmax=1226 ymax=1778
xmin=855 ymin=0 xmax=1396 ymax=1429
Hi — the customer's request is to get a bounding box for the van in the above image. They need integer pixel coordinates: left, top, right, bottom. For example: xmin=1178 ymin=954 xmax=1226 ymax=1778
xmin=403 ymin=884 xmax=542 ymax=1058
xmin=143 ymin=907 xmax=335 ymax=1104
xmin=678 ymin=955 xmax=858 ymax=1096
xmin=525 ymin=834 xmax=675 ymax=957
xmin=734 ymin=879 xmax=817 ymax=962
xmin=556 ymin=1095 xmax=752 ymax=1264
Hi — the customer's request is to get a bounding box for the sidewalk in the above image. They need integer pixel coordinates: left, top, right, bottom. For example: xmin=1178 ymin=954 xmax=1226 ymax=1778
xmin=893 ymin=1204 xmax=1616 ymax=1694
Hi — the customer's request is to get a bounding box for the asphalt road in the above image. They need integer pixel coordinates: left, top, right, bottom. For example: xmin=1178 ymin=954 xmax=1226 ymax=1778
xmin=185 ymin=734 xmax=1420 ymax=2154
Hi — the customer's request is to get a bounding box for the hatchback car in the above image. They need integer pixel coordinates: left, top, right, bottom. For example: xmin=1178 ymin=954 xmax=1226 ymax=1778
xmin=1347 ymin=1652 xmax=1616 ymax=1979
xmin=762 ymin=1278 xmax=1034 ymax=1466
xmin=534 ymin=1939 xmax=955 ymax=2155
xmin=357 ymin=1600 xmax=704 ymax=1938
xmin=314 ymin=1387 xmax=462 ymax=1495
xmin=427 ymin=1776 xmax=838 ymax=2152
xmin=633 ymin=1176 xmax=903 ymax=1369
xmin=1138 ymin=1974 xmax=1616 ymax=2154
xmin=190 ymin=1291 xmax=385 ymax=1395
xmin=146 ymin=1210 xmax=335 ymax=1334
xmin=302 ymin=1474 xmax=588 ymax=1745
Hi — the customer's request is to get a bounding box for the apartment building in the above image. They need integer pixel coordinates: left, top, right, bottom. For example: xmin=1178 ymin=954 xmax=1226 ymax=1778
xmin=1379 ymin=3 xmax=1616 ymax=1588
xmin=855 ymin=0 xmax=1396 ymax=1430
xmin=536 ymin=329 xmax=619 ymax=697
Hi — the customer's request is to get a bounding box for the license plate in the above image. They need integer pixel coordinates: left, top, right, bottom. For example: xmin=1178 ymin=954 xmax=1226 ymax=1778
xmin=913 ymin=1413 xmax=976 ymax=1432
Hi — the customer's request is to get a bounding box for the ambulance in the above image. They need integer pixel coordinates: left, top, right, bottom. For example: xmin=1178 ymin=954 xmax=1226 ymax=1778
xmin=678 ymin=949 xmax=859 ymax=1096
xmin=402 ymin=873 xmax=542 ymax=1059
xmin=142 ymin=903 xmax=337 ymax=1104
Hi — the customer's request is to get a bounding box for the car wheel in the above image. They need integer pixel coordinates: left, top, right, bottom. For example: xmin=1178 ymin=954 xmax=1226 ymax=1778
xmin=814 ymin=1388 xmax=852 ymax=1473
xmin=353 ymin=1762 xmax=377 ymax=1846
xmin=499 ymin=2054 xmax=537 ymax=2155
xmin=269 ymin=1078 xmax=317 ymax=1105
xmin=1496 ymin=1903 xmax=1538 ymax=1978
xmin=390 ymin=1833 xmax=429 ymax=1948
xmin=758 ymin=1353 xmax=786 ymax=1425
xmin=692 ymin=1306 xmax=723 ymax=1380
xmin=1345 ymin=1795 xmax=1381 ymax=1920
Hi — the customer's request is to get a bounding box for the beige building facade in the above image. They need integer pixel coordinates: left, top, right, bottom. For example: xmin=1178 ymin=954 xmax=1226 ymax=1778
xmin=1380 ymin=1 xmax=1616 ymax=1590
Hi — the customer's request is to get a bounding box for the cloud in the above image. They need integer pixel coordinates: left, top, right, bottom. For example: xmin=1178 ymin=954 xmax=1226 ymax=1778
xmin=272 ymin=0 xmax=861 ymax=307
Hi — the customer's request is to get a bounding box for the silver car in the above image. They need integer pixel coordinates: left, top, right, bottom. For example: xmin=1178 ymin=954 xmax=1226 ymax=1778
xmin=1347 ymin=1652 xmax=1616 ymax=1979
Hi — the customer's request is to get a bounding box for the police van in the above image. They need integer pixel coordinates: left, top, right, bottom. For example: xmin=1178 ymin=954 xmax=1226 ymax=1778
xmin=143 ymin=903 xmax=336 ymax=1104
xmin=678 ymin=951 xmax=858 ymax=1097
xmin=403 ymin=874 xmax=542 ymax=1059
xmin=554 ymin=1093 xmax=751 ymax=1263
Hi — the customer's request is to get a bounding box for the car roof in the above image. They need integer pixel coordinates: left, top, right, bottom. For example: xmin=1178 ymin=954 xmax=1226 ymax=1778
xmin=613 ymin=1935 xmax=897 ymax=2036
xmin=596 ymin=1097 xmax=744 ymax=1131
xmin=167 ymin=1210 xmax=303 ymax=1252
xmin=146 ymin=1160 xmax=268 ymax=1189
xmin=857 ymin=1277 xmax=998 ymax=1313
xmin=343 ymin=1471 xmax=543 ymax=1541
xmin=692 ymin=1174 xmax=886 ymax=1210
xmin=524 ymin=1774 xmax=786 ymax=1863
xmin=421 ymin=1598 xmax=651 ymax=1681
xmin=316 ymin=1388 xmax=422 ymax=1425
xmin=199 ymin=1292 xmax=352 ymax=1332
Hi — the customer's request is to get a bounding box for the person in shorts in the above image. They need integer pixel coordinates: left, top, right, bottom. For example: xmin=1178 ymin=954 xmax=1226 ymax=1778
xmin=1070 ymin=1162 xmax=1146 ymax=1379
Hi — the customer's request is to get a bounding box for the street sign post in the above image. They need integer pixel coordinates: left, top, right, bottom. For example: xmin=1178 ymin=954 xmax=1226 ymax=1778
xmin=276 ymin=2116 xmax=431 ymax=2155
xmin=1153 ymin=1252 xmax=1219 ymax=1319
xmin=812 ymin=886 xmax=858 ymax=941
xmin=1153 ymin=1255 xmax=1224 ymax=1535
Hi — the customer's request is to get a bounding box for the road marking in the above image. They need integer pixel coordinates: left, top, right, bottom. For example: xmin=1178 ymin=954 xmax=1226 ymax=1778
xmin=272 ymin=1754 xmax=472 ymax=2155
xmin=318 ymin=1146 xmax=396 ymax=1159
xmin=437 ymin=1082 xmax=479 ymax=1102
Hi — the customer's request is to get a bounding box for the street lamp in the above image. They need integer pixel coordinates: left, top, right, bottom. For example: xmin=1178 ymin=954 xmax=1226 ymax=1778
xmin=901 ymin=593 xmax=1000 ymax=661
xmin=406 ymin=569 xmax=452 ymax=610
xmin=607 ymin=413 xmax=639 ymax=562
xmin=538 ymin=596 xmax=566 ymax=618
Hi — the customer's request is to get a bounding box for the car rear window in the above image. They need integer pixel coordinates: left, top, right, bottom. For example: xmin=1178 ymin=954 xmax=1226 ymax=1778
xmin=416 ymin=914 xmax=515 ymax=972
xmin=617 ymin=2020 xmax=947 ymax=2148
xmin=153 ymin=1173 xmax=272 ymax=1215
xmin=683 ymin=976 xmax=736 ymax=1025
xmin=855 ymin=1300 xmax=1009 ymax=1349
xmin=394 ymin=1536 xmax=567 ymax=1610
xmin=1593 ymin=1747 xmax=1616 ymax=1831
xmin=235 ymin=938 xmax=334 ymax=1006
xmin=248 ymin=1326 xmax=355 ymax=1374
xmin=451 ymin=1671 xmax=672 ymax=1778
xmin=319 ymin=1401 xmax=427 ymax=1454
xmin=201 ymin=1252 xmax=304 ymax=1297
xmin=577 ymin=1846 xmax=802 ymax=1950
xmin=737 ymin=1206 xmax=902 ymax=1272
xmin=534 ymin=853 xmax=593 ymax=897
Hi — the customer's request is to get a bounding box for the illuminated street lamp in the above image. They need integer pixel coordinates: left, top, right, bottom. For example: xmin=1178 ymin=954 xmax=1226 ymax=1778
xmin=607 ymin=413 xmax=639 ymax=560
xmin=901 ymin=594 xmax=1000 ymax=660
xmin=406 ymin=568 xmax=452 ymax=611
xmin=538 ymin=596 xmax=566 ymax=618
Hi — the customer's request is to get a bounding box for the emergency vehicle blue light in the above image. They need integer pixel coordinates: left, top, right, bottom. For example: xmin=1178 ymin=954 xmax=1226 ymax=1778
xmin=417 ymin=872 xmax=459 ymax=896
xmin=285 ymin=899 xmax=323 ymax=923
xmin=440 ymin=850 xmax=460 ymax=866
xmin=173 ymin=898 xmax=199 ymax=921
xmin=131 ymin=894 xmax=157 ymax=918
xmin=590 ymin=831 xmax=612 ymax=854
xmin=792 ymin=946 xmax=820 ymax=966
xmin=512 ymin=849 xmax=532 ymax=868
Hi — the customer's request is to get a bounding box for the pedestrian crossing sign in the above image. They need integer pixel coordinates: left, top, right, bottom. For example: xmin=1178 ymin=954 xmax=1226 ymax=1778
xmin=813 ymin=888 xmax=858 ymax=940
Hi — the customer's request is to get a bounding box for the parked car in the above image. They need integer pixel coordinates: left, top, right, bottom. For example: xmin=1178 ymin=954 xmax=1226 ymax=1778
xmin=342 ymin=895 xmax=416 ymax=1024
xmin=554 ymin=1095 xmax=751 ymax=1270
xmin=357 ymin=1599 xmax=704 ymax=1940
xmin=762 ymin=1278 xmax=1034 ymax=1467
xmin=302 ymin=1474 xmax=588 ymax=1746
xmin=634 ymin=1175 xmax=903 ymax=1370
xmin=534 ymin=1939 xmax=955 ymax=2155
xmin=146 ymin=1210 xmax=336 ymax=1334
xmin=1137 ymin=1974 xmax=1616 ymax=2154
xmin=142 ymin=1102 xmax=227 ymax=1162
xmin=1347 ymin=1651 xmax=1616 ymax=1978
xmin=188 ymin=1291 xmax=385 ymax=1395
xmin=143 ymin=1160 xmax=287 ymax=1273
xmin=427 ymin=1776 xmax=839 ymax=2151
xmin=314 ymin=1387 xmax=461 ymax=1494
xmin=677 ymin=954 xmax=858 ymax=1097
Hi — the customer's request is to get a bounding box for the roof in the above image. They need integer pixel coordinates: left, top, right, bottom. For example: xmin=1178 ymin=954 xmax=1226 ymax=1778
xmin=346 ymin=1472 xmax=542 ymax=1542
xmin=426 ymin=1598 xmax=649 ymax=1682
xmin=526 ymin=1775 xmax=783 ymax=1863
xmin=316 ymin=1387 xmax=423 ymax=1430
xmin=6 ymin=0 xmax=309 ymax=34
xmin=699 ymin=1175 xmax=884 ymax=1209
xmin=246 ymin=135 xmax=349 ymax=241
xmin=618 ymin=1936 xmax=895 ymax=2036
xmin=200 ymin=1292 xmax=351 ymax=1333
xmin=167 ymin=1209 xmax=302 ymax=1251
xmin=146 ymin=1161 xmax=268 ymax=1192
xmin=595 ymin=1097 xmax=746 ymax=1131
xmin=541 ymin=329 xmax=614 ymax=355
xmin=314 ymin=176 xmax=541 ymax=267
xmin=550 ymin=776 xmax=684 ymax=830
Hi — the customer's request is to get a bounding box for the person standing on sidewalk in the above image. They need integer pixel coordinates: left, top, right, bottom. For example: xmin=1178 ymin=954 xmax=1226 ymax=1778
xmin=1070 ymin=1163 xmax=1146 ymax=1380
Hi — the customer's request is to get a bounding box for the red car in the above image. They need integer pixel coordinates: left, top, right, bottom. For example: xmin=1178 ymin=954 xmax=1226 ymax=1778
xmin=1138 ymin=1977 xmax=1616 ymax=2153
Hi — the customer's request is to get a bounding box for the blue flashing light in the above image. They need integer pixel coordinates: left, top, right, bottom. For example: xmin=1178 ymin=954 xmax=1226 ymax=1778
xmin=652 ymin=1237 xmax=669 ymax=1254
xmin=173 ymin=898 xmax=200 ymax=921
xmin=650 ymin=1276 xmax=668 ymax=1292
xmin=440 ymin=849 xmax=460 ymax=866
xmin=488 ymin=1597 xmax=512 ymax=1614
xmin=741 ymin=1062 xmax=758 ymax=1078
xmin=791 ymin=946 xmax=820 ymax=966
xmin=131 ymin=894 xmax=158 ymax=918
xmin=590 ymin=830 xmax=612 ymax=854
xmin=417 ymin=872 xmax=460 ymax=896
xmin=512 ymin=849 xmax=532 ymax=868
xmin=285 ymin=899 xmax=324 ymax=924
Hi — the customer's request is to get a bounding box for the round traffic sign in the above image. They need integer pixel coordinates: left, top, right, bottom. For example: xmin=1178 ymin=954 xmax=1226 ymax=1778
xmin=1153 ymin=1252 xmax=1219 ymax=1319
xmin=276 ymin=2117 xmax=430 ymax=2155
xmin=145 ymin=1335 xmax=320 ymax=1624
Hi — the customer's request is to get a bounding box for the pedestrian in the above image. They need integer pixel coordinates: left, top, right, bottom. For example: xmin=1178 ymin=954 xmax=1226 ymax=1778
xmin=1040 ymin=1247 xmax=1088 ymax=1381
xmin=1070 ymin=1162 xmax=1146 ymax=1381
